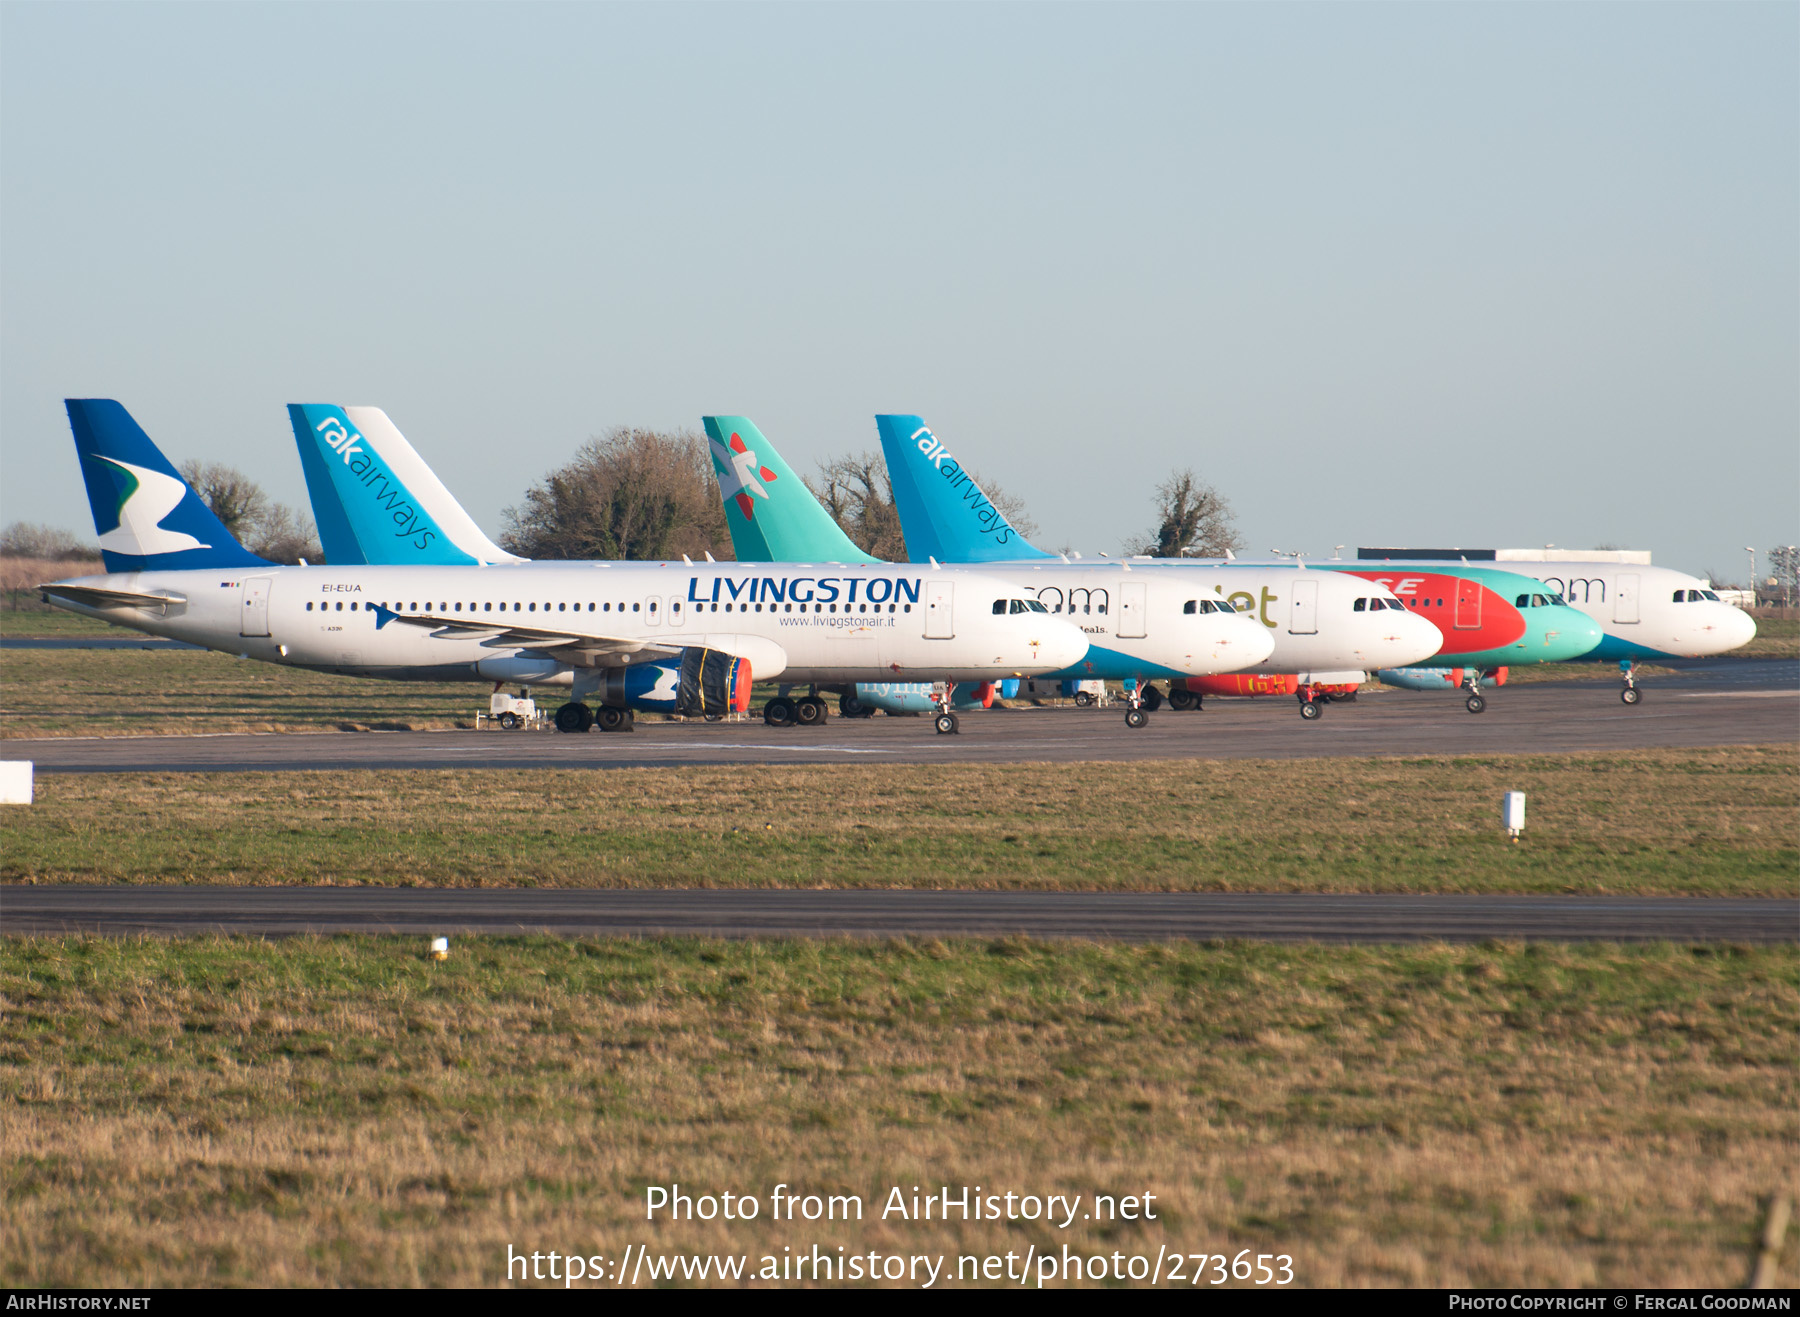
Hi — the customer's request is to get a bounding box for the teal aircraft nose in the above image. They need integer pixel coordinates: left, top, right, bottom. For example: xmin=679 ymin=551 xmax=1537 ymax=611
xmin=1528 ymin=606 xmax=1605 ymax=662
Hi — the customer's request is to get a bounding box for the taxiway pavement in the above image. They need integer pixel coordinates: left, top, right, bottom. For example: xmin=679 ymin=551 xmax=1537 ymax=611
xmin=5 ymin=887 xmax=1791 ymax=943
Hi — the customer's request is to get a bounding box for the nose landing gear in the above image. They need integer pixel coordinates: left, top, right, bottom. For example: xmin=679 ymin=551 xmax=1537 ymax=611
xmin=1620 ymin=660 xmax=1642 ymax=705
xmin=1121 ymin=680 xmax=1152 ymax=728
xmin=1462 ymin=669 xmax=1489 ymax=714
xmin=934 ymin=682 xmax=961 ymax=734
xmin=1297 ymin=685 xmax=1324 ymax=720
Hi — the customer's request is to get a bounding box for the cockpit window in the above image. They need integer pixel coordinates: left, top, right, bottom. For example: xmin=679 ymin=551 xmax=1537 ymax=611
xmin=1702 ymin=589 xmax=1720 ymax=601
xmin=1516 ymin=594 xmax=1531 ymax=608
xmin=1550 ymin=594 xmax=1567 ymax=606
xmin=1214 ymin=599 xmax=1236 ymax=613
xmin=1354 ymin=598 xmax=1367 ymax=612
xmin=1025 ymin=599 xmax=1048 ymax=613
xmin=1183 ymin=600 xmax=1197 ymax=615
xmin=1532 ymin=594 xmax=1548 ymax=607
xmin=993 ymin=600 xmax=1007 ymax=615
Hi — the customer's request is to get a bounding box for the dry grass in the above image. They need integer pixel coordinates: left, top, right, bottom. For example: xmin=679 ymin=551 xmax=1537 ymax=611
xmin=1 ymin=647 xmax=481 ymax=737
xmin=1 ymin=936 xmax=1792 ymax=1287
xmin=3 ymin=747 xmax=1794 ymax=895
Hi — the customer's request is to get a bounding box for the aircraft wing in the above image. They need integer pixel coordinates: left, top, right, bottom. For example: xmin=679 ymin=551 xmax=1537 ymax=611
xmin=38 ymin=582 xmax=187 ymax=612
xmin=374 ymin=605 xmax=683 ymax=667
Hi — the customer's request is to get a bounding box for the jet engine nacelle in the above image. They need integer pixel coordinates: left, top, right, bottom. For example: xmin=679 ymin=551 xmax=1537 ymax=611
xmin=1377 ymin=666 xmax=1509 ymax=691
xmin=598 ymin=647 xmax=752 ymax=716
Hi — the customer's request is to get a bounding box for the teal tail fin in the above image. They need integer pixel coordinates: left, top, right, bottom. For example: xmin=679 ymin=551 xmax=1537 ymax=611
xmin=703 ymin=416 xmax=880 ymax=563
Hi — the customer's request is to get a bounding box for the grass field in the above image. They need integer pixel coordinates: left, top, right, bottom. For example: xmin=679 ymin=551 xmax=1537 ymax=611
xmin=2 ymin=936 xmax=1792 ymax=1287
xmin=4 ymin=747 xmax=1793 ymax=895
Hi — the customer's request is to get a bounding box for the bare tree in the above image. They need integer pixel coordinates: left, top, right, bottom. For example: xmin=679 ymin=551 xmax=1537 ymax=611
xmin=501 ymin=426 xmax=733 ymax=561
xmin=1133 ymin=469 xmax=1243 ymax=558
xmin=807 ymin=451 xmax=1038 ymax=560
xmin=172 ymin=461 xmax=320 ymax=563
xmin=247 ymin=504 xmax=324 ymax=565
xmin=805 ymin=452 xmax=908 ymax=560
xmin=177 ymin=461 xmax=268 ymax=542
xmin=0 ymin=522 xmax=99 ymax=562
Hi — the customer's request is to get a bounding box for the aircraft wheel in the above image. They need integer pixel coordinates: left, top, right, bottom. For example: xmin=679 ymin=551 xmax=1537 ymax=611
xmin=1168 ymin=687 xmax=1197 ymax=711
xmin=554 ymin=702 xmax=592 ymax=734
xmin=1621 ymin=686 xmax=1641 ymax=706
xmin=1073 ymin=691 xmax=1093 ymax=707
xmin=596 ymin=705 xmax=633 ymax=733
xmin=764 ymin=697 xmax=795 ymax=727
xmin=794 ymin=697 xmax=825 ymax=727
xmin=1125 ymin=707 xmax=1149 ymax=729
xmin=1298 ymin=701 xmax=1322 ymax=721
xmin=1466 ymin=694 xmax=1487 ymax=714
xmin=840 ymin=692 xmax=870 ymax=718
xmin=1140 ymin=684 xmax=1163 ymax=711
xmin=934 ymin=711 xmax=960 ymax=735
xmin=498 ymin=711 xmax=521 ymax=730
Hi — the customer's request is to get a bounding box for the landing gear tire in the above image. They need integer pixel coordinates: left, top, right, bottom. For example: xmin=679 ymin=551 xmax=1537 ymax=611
xmin=1140 ymin=684 xmax=1164 ymax=712
xmin=554 ymin=702 xmax=593 ymax=734
xmin=1168 ymin=687 xmax=1197 ymax=711
xmin=794 ymin=696 xmax=827 ymax=727
xmin=840 ymin=692 xmax=870 ymax=719
xmin=1621 ymin=686 xmax=1641 ymax=706
xmin=1466 ymin=694 xmax=1487 ymax=714
xmin=1124 ymin=706 xmax=1149 ymax=729
xmin=764 ymin=697 xmax=795 ymax=727
xmin=934 ymin=712 xmax=960 ymax=735
xmin=596 ymin=705 xmax=634 ymax=733
xmin=1299 ymin=701 xmax=1322 ymax=721
xmin=498 ymin=711 xmax=521 ymax=730
xmin=1073 ymin=691 xmax=1094 ymax=707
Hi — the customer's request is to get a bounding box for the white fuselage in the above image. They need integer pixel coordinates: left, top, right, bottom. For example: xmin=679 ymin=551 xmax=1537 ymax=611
xmin=43 ymin=561 xmax=1093 ymax=688
xmin=1501 ymin=562 xmax=1756 ymax=661
xmin=978 ymin=562 xmax=1443 ymax=678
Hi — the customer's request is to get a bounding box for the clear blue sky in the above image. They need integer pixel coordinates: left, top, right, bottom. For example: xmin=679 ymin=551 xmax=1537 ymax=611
xmin=4 ymin=2 xmax=1794 ymax=581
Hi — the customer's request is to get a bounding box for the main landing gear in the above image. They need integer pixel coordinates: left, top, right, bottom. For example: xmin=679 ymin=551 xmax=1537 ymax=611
xmin=556 ymin=702 xmax=634 ymax=732
xmin=1167 ymin=686 xmax=1201 ymax=712
xmin=764 ymin=689 xmax=831 ymax=727
xmin=1620 ymin=660 xmax=1642 ymax=706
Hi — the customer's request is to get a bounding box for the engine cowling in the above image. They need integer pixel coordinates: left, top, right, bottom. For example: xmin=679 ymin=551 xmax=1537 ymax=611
xmin=1377 ymin=666 xmax=1509 ymax=692
xmin=598 ymin=648 xmax=752 ymax=715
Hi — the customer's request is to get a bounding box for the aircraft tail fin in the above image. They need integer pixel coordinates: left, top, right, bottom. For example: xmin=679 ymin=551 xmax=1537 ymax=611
xmin=875 ymin=414 xmax=1054 ymax=563
xmin=65 ymin=399 xmax=270 ymax=573
xmin=703 ymin=416 xmax=881 ymax=563
xmin=287 ymin=405 xmax=522 ymax=566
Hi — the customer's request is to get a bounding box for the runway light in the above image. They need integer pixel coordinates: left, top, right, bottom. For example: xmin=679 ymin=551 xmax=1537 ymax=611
xmin=430 ymin=936 xmax=449 ymax=961
xmin=1502 ymin=792 xmax=1526 ymax=842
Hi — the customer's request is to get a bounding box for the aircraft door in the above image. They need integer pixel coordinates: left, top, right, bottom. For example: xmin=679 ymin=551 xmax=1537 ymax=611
xmin=1288 ymin=579 xmax=1318 ymax=634
xmin=924 ymin=580 xmax=954 ymax=638
xmin=1453 ymin=577 xmax=1483 ymax=629
xmin=645 ymin=595 xmax=663 ymax=628
xmin=240 ymin=576 xmax=273 ymax=637
xmin=1614 ymin=573 xmax=1639 ymax=624
xmin=1118 ymin=581 xmax=1147 ymax=638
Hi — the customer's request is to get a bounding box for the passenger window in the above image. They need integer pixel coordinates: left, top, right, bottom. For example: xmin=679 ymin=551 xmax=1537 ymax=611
xmin=633 ymin=603 xmax=640 ymax=611
xmin=306 ymin=602 xmax=313 ymax=611
xmin=1097 ymin=604 xmax=1107 ymax=614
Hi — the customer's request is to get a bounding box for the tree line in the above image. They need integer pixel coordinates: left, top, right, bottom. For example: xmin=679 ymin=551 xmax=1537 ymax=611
xmin=3 ymin=428 xmax=1243 ymax=568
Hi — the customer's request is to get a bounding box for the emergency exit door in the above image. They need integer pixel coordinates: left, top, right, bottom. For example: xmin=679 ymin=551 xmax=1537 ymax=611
xmin=1453 ymin=576 xmax=1483 ymax=629
xmin=1287 ymin=579 xmax=1318 ymax=634
xmin=240 ymin=577 xmax=272 ymax=637
xmin=924 ymin=580 xmax=954 ymax=638
xmin=1117 ymin=581 xmax=1147 ymax=638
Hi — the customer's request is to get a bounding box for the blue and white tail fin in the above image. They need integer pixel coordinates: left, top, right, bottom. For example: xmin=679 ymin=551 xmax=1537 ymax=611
xmin=875 ymin=414 xmax=1054 ymax=563
xmin=287 ymin=405 xmax=525 ymax=566
xmin=66 ymin=399 xmax=270 ymax=573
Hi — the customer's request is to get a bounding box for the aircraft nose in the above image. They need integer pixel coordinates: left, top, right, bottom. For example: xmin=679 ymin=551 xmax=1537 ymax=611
xmin=1396 ymin=610 xmax=1444 ymax=665
xmin=1045 ymin=619 xmax=1089 ymax=670
xmin=1240 ymin=619 xmax=1276 ymax=665
xmin=1726 ymin=607 xmax=1758 ymax=650
xmin=1548 ymin=611 xmax=1605 ymax=660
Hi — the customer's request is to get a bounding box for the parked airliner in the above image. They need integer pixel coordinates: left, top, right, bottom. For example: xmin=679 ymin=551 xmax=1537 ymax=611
xmin=41 ymin=401 xmax=1088 ymax=737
